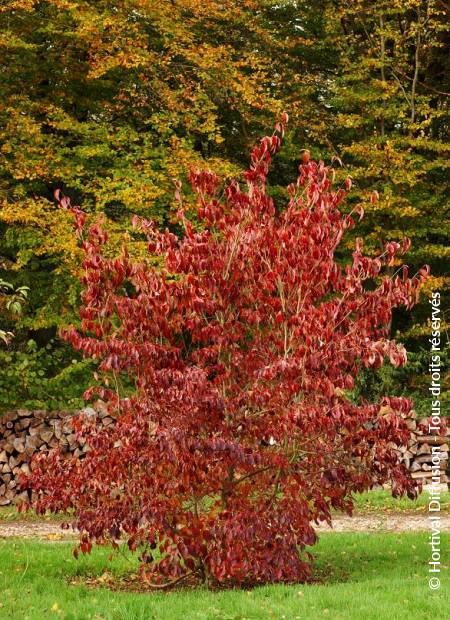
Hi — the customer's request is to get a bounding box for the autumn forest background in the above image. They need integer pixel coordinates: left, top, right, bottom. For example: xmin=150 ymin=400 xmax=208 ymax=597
xmin=0 ymin=0 xmax=448 ymax=414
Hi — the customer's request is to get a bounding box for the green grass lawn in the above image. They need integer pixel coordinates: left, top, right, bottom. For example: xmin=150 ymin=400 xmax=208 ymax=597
xmin=351 ymin=488 xmax=450 ymax=513
xmin=0 ymin=506 xmax=68 ymax=523
xmin=0 ymin=532 xmax=448 ymax=620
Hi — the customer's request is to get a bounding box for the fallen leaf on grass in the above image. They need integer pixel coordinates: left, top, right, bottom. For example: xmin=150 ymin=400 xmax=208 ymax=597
xmin=51 ymin=602 xmax=62 ymax=614
xmin=46 ymin=533 xmax=63 ymax=540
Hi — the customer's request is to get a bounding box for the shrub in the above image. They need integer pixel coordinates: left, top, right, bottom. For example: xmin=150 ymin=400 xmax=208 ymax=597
xmin=0 ymin=339 xmax=93 ymax=412
xmin=28 ymin=116 xmax=428 ymax=587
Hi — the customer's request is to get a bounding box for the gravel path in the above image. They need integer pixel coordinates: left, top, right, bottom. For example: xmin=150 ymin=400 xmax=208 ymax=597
xmin=0 ymin=521 xmax=78 ymax=540
xmin=317 ymin=512 xmax=450 ymax=532
xmin=0 ymin=512 xmax=448 ymax=540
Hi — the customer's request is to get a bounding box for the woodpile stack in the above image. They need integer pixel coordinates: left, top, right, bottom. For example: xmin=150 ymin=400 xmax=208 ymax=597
xmin=396 ymin=416 xmax=449 ymax=485
xmin=0 ymin=408 xmax=114 ymax=506
xmin=1 ymin=410 xmax=449 ymax=505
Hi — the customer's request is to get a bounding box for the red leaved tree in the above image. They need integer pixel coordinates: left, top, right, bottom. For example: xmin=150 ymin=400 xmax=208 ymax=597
xmin=28 ymin=115 xmax=428 ymax=586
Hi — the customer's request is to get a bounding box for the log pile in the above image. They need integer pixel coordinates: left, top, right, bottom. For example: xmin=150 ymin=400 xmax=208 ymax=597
xmin=396 ymin=416 xmax=449 ymax=485
xmin=0 ymin=410 xmax=449 ymax=505
xmin=0 ymin=408 xmax=114 ymax=506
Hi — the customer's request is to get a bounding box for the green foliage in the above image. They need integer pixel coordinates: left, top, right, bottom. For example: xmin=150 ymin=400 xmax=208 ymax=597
xmin=353 ymin=344 xmax=450 ymax=419
xmin=0 ymin=277 xmax=29 ymax=344
xmin=0 ymin=278 xmax=29 ymax=315
xmin=0 ymin=339 xmax=93 ymax=411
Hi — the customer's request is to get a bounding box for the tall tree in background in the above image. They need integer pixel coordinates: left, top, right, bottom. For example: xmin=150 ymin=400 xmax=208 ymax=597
xmin=271 ymin=1 xmax=448 ymax=339
xmin=326 ymin=0 xmax=448 ymax=338
xmin=257 ymin=0 xmax=449 ymax=412
xmin=320 ymin=0 xmax=449 ymax=410
xmin=0 ymin=0 xmax=286 ymax=316
xmin=0 ymin=0 xmax=287 ymax=408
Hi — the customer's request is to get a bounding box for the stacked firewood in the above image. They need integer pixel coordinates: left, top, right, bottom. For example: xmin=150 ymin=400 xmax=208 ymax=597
xmin=396 ymin=416 xmax=449 ymax=485
xmin=1 ymin=409 xmax=449 ymax=505
xmin=0 ymin=408 xmax=114 ymax=505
